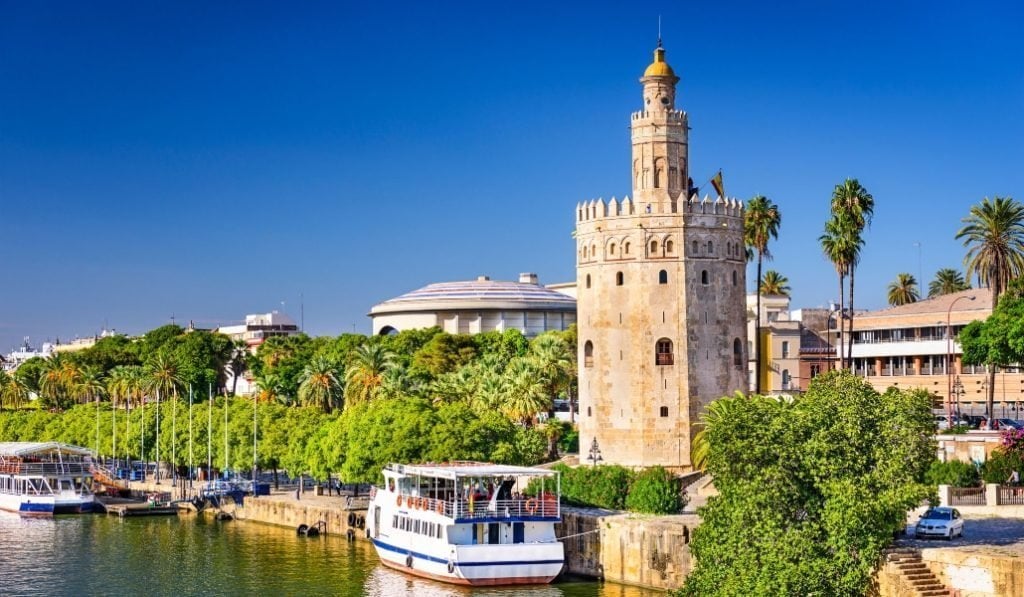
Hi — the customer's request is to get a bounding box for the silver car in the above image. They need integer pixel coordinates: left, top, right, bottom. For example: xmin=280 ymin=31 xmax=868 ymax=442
xmin=915 ymin=507 xmax=964 ymax=539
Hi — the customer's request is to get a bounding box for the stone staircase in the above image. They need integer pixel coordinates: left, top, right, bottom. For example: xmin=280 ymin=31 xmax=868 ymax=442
xmin=886 ymin=548 xmax=952 ymax=596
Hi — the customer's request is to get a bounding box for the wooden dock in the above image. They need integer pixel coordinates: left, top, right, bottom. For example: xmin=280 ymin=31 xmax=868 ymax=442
xmin=97 ymin=497 xmax=180 ymax=517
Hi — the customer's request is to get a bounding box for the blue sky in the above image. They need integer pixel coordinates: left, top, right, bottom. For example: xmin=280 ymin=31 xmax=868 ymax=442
xmin=2 ymin=1 xmax=1023 ymax=351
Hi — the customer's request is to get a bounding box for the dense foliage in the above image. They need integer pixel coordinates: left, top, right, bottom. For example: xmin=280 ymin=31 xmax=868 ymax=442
xmin=981 ymin=450 xmax=1024 ymax=485
xmin=624 ymin=466 xmax=685 ymax=514
xmin=678 ymin=371 xmax=935 ymax=597
xmin=0 ymin=324 xmax=580 ymax=483
xmin=924 ymin=460 xmax=980 ymax=487
xmin=0 ymin=396 xmax=549 ymax=482
xmin=537 ymin=463 xmax=635 ymax=510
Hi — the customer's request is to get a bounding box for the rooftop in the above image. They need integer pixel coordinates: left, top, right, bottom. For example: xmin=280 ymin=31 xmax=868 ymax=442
xmin=0 ymin=442 xmax=93 ymax=458
xmin=854 ymin=288 xmax=992 ymax=330
xmin=370 ymin=274 xmax=576 ymax=315
xmin=385 ymin=462 xmax=559 ymax=481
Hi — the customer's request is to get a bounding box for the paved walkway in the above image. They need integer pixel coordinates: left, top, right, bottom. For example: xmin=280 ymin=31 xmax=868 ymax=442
xmin=897 ymin=507 xmax=1024 ymax=556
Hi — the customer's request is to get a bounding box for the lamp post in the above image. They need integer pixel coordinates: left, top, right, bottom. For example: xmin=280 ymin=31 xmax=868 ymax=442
xmin=587 ymin=438 xmax=603 ymax=467
xmin=825 ymin=304 xmax=842 ymax=373
xmin=952 ymin=376 xmax=964 ymax=422
xmin=946 ymin=295 xmax=976 ymax=426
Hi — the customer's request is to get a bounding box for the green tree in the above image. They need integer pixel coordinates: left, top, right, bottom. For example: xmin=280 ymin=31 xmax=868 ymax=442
xmin=928 ymin=268 xmax=970 ymax=297
xmin=959 ymin=292 xmax=1024 ymax=387
xmin=744 ymin=195 xmax=782 ymax=393
xmin=886 ymin=272 xmax=920 ymax=306
xmin=679 ymin=371 xmax=934 ymax=597
xmin=956 ymin=196 xmax=1024 ymax=416
xmin=298 ymin=355 xmax=344 ymax=413
xmin=411 ymin=333 xmax=477 ymax=377
xmin=501 ymin=358 xmax=549 ymax=427
xmin=757 ymin=270 xmax=790 ymax=297
xmin=830 ymin=179 xmax=874 ymax=370
xmin=227 ymin=341 xmax=249 ymax=396
xmin=344 ymin=344 xmax=397 ymax=406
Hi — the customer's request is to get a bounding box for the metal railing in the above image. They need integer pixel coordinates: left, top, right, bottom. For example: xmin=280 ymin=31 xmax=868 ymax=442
xmin=395 ymin=494 xmax=560 ymax=520
xmin=0 ymin=461 xmax=90 ymax=476
xmin=949 ymin=486 xmax=986 ymax=506
xmin=998 ymin=485 xmax=1024 ymax=506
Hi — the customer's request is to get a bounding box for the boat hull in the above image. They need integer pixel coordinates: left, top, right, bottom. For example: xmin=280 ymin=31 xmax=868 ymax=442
xmin=0 ymin=493 xmax=95 ymax=517
xmin=371 ymin=537 xmax=563 ymax=586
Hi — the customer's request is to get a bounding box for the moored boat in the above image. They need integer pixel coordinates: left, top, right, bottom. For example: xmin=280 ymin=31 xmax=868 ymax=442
xmin=366 ymin=462 xmax=564 ymax=586
xmin=0 ymin=442 xmax=96 ymax=516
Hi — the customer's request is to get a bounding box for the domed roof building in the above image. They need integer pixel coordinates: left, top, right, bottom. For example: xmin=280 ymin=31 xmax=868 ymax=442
xmin=369 ymin=273 xmax=576 ymax=337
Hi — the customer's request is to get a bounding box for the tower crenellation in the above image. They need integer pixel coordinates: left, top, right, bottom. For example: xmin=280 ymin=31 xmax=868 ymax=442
xmin=575 ymin=42 xmax=748 ymax=471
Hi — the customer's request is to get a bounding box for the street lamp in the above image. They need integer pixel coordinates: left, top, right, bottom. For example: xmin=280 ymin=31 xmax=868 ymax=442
xmin=952 ymin=376 xmax=965 ymax=421
xmin=946 ymin=295 xmax=976 ymax=426
xmin=587 ymin=438 xmax=603 ymax=466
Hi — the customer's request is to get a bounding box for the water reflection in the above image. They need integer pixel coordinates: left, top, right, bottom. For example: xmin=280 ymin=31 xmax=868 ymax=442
xmin=0 ymin=513 xmax=659 ymax=597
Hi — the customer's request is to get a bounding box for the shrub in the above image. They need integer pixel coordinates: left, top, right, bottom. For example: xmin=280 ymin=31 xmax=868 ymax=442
xmin=529 ymin=463 xmax=635 ymax=510
xmin=558 ymin=427 xmax=579 ymax=454
xmin=625 ymin=466 xmax=686 ymax=514
xmin=982 ymin=449 xmax=1024 ymax=484
xmin=924 ymin=460 xmax=979 ymax=487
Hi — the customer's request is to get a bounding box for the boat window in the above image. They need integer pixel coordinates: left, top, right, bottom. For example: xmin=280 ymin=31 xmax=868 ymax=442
xmin=392 ymin=515 xmax=398 ymax=528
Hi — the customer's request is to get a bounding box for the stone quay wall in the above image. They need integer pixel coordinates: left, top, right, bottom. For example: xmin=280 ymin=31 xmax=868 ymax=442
xmin=557 ymin=507 xmax=698 ymax=591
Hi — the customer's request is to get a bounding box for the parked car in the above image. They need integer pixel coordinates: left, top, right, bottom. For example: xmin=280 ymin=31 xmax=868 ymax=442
xmin=915 ymin=507 xmax=964 ymax=540
xmin=995 ymin=418 xmax=1024 ymax=430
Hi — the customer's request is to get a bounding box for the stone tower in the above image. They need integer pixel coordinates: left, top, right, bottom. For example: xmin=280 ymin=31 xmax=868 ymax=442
xmin=575 ymin=43 xmax=747 ymax=470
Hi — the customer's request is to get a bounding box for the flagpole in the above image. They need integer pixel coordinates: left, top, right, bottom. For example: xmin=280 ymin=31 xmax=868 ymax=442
xmin=189 ymin=385 xmax=194 ymax=491
xmin=207 ymin=384 xmax=212 ymax=484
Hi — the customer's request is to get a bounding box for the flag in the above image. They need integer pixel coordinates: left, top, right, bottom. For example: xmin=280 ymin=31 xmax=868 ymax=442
xmin=710 ymin=171 xmax=725 ymax=198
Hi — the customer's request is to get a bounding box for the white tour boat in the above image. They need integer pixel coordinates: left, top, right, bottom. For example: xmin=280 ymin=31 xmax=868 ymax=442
xmin=0 ymin=442 xmax=96 ymax=516
xmin=367 ymin=462 xmax=564 ymax=586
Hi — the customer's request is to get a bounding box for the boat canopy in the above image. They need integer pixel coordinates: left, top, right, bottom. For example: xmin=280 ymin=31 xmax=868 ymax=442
xmin=0 ymin=442 xmax=93 ymax=458
xmin=386 ymin=462 xmax=559 ymax=481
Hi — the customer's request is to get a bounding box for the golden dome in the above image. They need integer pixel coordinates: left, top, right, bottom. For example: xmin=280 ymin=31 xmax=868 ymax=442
xmin=643 ymin=46 xmax=676 ymax=78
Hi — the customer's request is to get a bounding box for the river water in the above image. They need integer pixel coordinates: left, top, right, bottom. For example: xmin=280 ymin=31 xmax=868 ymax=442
xmin=0 ymin=513 xmax=661 ymax=596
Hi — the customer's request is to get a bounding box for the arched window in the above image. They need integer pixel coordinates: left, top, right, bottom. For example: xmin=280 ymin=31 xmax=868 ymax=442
xmin=656 ymin=338 xmax=674 ymax=366
xmin=590 ymin=244 xmax=596 ymax=258
xmin=732 ymin=270 xmax=737 ymax=286
xmin=733 ymin=338 xmax=743 ymax=368
xmin=691 ymin=240 xmax=698 ymax=254
xmin=666 ymin=240 xmax=674 ymax=253
xmin=582 ymin=246 xmax=588 ymax=259
xmin=707 ymin=240 xmax=714 ymax=254
xmin=782 ymin=369 xmax=791 ymax=390
xmin=584 ymin=341 xmax=594 ymax=368
xmin=587 ymin=406 xmax=592 ymax=417
xmin=616 ymin=272 xmax=624 ymax=286
xmin=701 ymin=270 xmax=709 ymax=285
xmin=610 ymin=243 xmax=616 ymax=255
xmin=624 ymin=241 xmax=631 ymax=254
xmin=650 ymin=240 xmax=658 ymax=254
xmin=585 ymin=274 xmax=591 ymax=289
xmin=658 ymin=270 xmax=668 ymax=284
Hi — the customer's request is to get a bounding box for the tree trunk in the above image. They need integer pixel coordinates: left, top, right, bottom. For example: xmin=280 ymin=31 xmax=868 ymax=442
xmin=755 ymin=255 xmax=763 ymax=394
xmin=847 ymin=267 xmax=856 ymax=370
xmin=837 ymin=274 xmax=845 ymax=370
xmin=988 ymin=283 xmax=1002 ymax=418
xmin=231 ymin=373 xmax=238 ymax=397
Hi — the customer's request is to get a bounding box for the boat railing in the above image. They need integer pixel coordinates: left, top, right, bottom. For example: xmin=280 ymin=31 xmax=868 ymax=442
xmin=0 ymin=461 xmax=90 ymax=476
xmin=395 ymin=493 xmax=560 ymax=520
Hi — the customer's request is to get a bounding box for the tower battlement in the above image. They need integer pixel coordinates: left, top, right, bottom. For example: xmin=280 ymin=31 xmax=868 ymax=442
xmin=576 ymin=193 xmax=744 ymax=224
xmin=631 ymin=110 xmax=687 ymax=123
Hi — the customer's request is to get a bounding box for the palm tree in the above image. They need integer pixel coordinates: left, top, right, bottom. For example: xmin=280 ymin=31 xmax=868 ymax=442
xmin=0 ymin=371 xmax=28 ymax=409
xmin=528 ymin=333 xmax=574 ymax=416
xmin=145 ymin=353 xmax=183 ymax=399
xmin=886 ymin=273 xmax=920 ymax=306
xmin=38 ymin=353 xmax=82 ymax=409
xmin=298 ymin=356 xmax=344 ymax=413
xmin=819 ymin=217 xmax=859 ymax=369
xmin=344 ymin=344 xmax=397 ymax=406
xmin=76 ymin=365 xmax=106 ymax=405
xmin=928 ymin=268 xmax=970 ymax=297
xmin=227 ymin=342 xmax=249 ymax=397
xmin=758 ymin=270 xmax=791 ymax=297
xmin=830 ymin=179 xmax=874 ymax=370
xmin=744 ymin=195 xmax=782 ymax=394
xmin=955 ymin=196 xmax=1024 ymax=417
xmin=501 ymin=359 xmax=549 ymax=427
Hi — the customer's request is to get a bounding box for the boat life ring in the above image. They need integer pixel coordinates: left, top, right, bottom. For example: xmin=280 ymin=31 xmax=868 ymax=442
xmin=435 ymin=500 xmax=444 ymax=515
xmin=526 ymin=499 xmax=538 ymax=515
xmin=396 ymin=495 xmax=403 ymax=507
xmin=405 ymin=554 xmax=413 ymax=568
xmin=447 ymin=560 xmax=455 ymax=574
